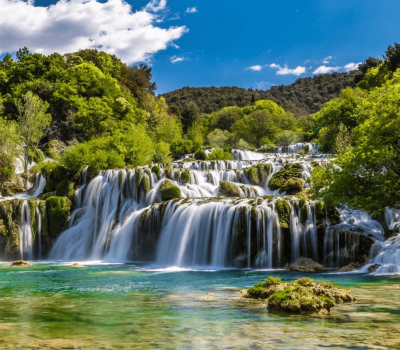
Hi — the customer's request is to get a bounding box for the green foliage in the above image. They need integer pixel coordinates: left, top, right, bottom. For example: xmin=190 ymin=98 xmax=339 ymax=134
xmin=274 ymin=130 xmax=300 ymax=146
xmin=55 ymin=180 xmax=75 ymax=198
xmin=153 ymin=141 xmax=172 ymax=164
xmin=194 ymin=149 xmax=208 ymax=160
xmin=207 ymin=148 xmax=233 ymax=161
xmin=159 ymin=179 xmax=181 ymax=201
xmin=46 ymin=196 xmax=71 ymax=236
xmin=170 ymin=139 xmax=193 ymax=157
xmin=0 ymin=153 xmax=14 ymax=181
xmin=151 ymin=165 xmax=161 ymax=178
xmin=162 ymin=72 xmax=359 ymax=118
xmin=207 ymin=129 xmax=229 ymax=148
xmin=296 ymin=277 xmax=314 ymax=286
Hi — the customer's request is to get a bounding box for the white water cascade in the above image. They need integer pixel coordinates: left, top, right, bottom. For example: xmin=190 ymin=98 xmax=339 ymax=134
xmin=19 ymin=201 xmax=34 ymax=260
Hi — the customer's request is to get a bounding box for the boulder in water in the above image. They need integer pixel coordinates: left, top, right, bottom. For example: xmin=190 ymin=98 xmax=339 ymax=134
xmin=244 ymin=276 xmax=356 ymax=315
xmin=218 ymin=181 xmax=240 ymax=197
xmin=10 ymin=260 xmax=30 ymax=266
xmin=289 ymin=258 xmax=328 ymax=272
xmin=338 ymin=263 xmax=358 ymax=272
xmin=69 ymin=263 xmax=85 ymax=268
xmin=159 ymin=179 xmax=182 ymax=201
xmin=243 ymin=164 xmax=272 ymax=186
xmin=368 ymin=263 xmax=380 ymax=273
xmin=268 ymin=163 xmax=305 ymax=195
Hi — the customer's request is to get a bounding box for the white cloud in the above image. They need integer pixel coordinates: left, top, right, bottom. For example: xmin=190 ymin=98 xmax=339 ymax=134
xmin=186 ymin=6 xmax=197 ymax=13
xmin=322 ymin=56 xmax=333 ymax=64
xmin=313 ymin=65 xmax=341 ymax=74
xmin=0 ymin=0 xmax=187 ymax=64
xmin=344 ymin=62 xmax=362 ymax=72
xmin=246 ymin=65 xmax=263 ymax=71
xmin=171 ymin=56 xmax=184 ymax=63
xmin=269 ymin=63 xmax=306 ymax=76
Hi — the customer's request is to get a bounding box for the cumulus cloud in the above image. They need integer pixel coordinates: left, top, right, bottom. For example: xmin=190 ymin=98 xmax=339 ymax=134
xmin=344 ymin=62 xmax=362 ymax=72
xmin=313 ymin=65 xmax=341 ymax=74
xmin=269 ymin=63 xmax=306 ymax=76
xmin=246 ymin=65 xmax=263 ymax=71
xmin=0 ymin=0 xmax=187 ymax=64
xmin=322 ymin=56 xmax=333 ymax=64
xmin=171 ymin=56 xmax=184 ymax=63
xmin=186 ymin=7 xmax=197 ymax=13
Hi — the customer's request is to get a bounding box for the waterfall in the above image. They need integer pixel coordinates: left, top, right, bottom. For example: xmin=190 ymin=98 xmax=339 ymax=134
xmin=36 ymin=205 xmax=42 ymax=259
xmin=19 ymin=201 xmax=34 ymax=260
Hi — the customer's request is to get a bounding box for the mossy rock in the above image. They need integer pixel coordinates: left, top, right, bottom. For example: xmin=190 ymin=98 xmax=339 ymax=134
xmin=56 ymin=180 xmax=75 ymax=198
xmin=141 ymin=174 xmax=150 ymax=194
xmin=28 ymin=147 xmax=45 ymax=164
xmin=244 ymin=164 xmax=273 ymax=186
xmin=218 ymin=181 xmax=240 ymax=197
xmin=46 ymin=196 xmax=71 ymax=238
xmin=275 ymin=200 xmax=290 ymax=229
xmin=159 ymin=179 xmax=181 ymax=201
xmin=245 ymin=276 xmax=356 ymax=315
xmin=269 ymin=163 xmax=305 ymax=195
xmin=151 ymin=165 xmax=161 ymax=178
xmin=181 ymin=170 xmax=190 ymax=183
xmin=135 ymin=168 xmax=143 ymax=191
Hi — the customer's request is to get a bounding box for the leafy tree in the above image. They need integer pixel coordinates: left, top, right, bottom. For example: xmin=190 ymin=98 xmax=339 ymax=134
xmin=180 ymin=101 xmax=200 ymax=132
xmin=0 ymin=117 xmax=22 ymax=181
xmin=15 ymin=91 xmax=51 ymax=177
xmin=208 ymin=148 xmax=233 ymax=160
xmin=153 ymin=141 xmax=172 ymax=163
xmin=274 ymin=130 xmax=300 ymax=146
xmin=186 ymin=122 xmax=204 ymax=151
xmin=170 ymin=139 xmax=193 ymax=157
xmin=384 ymin=42 xmax=400 ymax=72
xmin=207 ymin=129 xmax=229 ymax=148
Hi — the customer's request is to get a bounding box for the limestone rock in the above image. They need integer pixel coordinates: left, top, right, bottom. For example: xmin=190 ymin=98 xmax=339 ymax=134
xmin=368 ymin=263 xmax=380 ymax=273
xmin=11 ymin=260 xmax=30 ymax=266
xmin=289 ymin=257 xmax=328 ymax=272
xmin=268 ymin=163 xmax=305 ymax=195
xmin=338 ymin=263 xmax=358 ymax=272
xmin=159 ymin=179 xmax=182 ymax=201
xmin=243 ymin=164 xmax=273 ymax=186
xmin=218 ymin=181 xmax=240 ymax=197
xmin=69 ymin=263 xmax=85 ymax=268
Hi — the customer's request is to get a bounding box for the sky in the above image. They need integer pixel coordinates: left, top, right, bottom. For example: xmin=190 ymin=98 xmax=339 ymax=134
xmin=1 ymin=0 xmax=400 ymax=94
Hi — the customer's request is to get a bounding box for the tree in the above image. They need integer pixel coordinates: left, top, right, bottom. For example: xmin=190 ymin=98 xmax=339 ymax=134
xmin=0 ymin=117 xmax=22 ymax=181
xmin=207 ymin=129 xmax=229 ymax=148
xmin=15 ymin=91 xmax=51 ymax=180
xmin=384 ymin=42 xmax=400 ymax=72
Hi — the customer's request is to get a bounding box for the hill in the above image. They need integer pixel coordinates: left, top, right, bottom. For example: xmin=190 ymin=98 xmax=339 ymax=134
xmin=161 ymin=71 xmax=361 ymax=117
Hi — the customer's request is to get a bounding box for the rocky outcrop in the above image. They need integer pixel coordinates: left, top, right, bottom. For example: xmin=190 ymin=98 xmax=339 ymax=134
xmin=244 ymin=276 xmax=356 ymax=315
xmin=46 ymin=196 xmax=71 ymax=239
xmin=243 ymin=164 xmax=273 ymax=186
xmin=218 ymin=181 xmax=240 ymax=197
xmin=268 ymin=163 xmax=305 ymax=194
xmin=289 ymin=257 xmax=328 ymax=272
xmin=159 ymin=179 xmax=182 ymax=201
xmin=10 ymin=260 xmax=30 ymax=266
xmin=0 ymin=181 xmax=26 ymax=197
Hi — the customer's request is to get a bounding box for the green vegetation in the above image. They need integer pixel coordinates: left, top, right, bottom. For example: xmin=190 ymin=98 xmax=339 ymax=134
xmin=311 ymin=43 xmax=400 ymax=214
xmin=162 ymin=72 xmax=360 ymax=117
xmin=269 ymin=163 xmax=305 ymax=195
xmin=159 ymin=179 xmax=182 ymax=201
xmin=218 ymin=181 xmax=240 ymax=197
xmin=46 ymin=196 xmax=71 ymax=237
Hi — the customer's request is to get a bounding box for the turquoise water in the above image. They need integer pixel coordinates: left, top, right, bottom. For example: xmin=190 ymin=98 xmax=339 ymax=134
xmin=0 ymin=263 xmax=399 ymax=349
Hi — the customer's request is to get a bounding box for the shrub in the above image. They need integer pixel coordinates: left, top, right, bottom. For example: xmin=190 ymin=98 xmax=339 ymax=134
xmin=0 ymin=153 xmax=15 ymax=181
xmin=208 ymin=148 xmax=233 ymax=161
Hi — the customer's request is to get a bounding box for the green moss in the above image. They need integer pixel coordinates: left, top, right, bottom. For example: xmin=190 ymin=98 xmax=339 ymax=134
xmin=46 ymin=196 xmax=71 ymax=237
xmin=275 ymin=200 xmax=290 ymax=229
xmin=135 ymin=169 xmax=142 ymax=191
xmin=218 ymin=180 xmax=240 ymax=197
xmin=28 ymin=147 xmax=45 ymax=164
xmin=56 ymin=180 xmax=75 ymax=198
xmin=181 ymin=170 xmax=190 ymax=183
xmin=269 ymin=163 xmax=305 ymax=195
xmin=143 ymin=168 xmax=151 ymax=177
xmin=265 ymin=276 xmax=281 ymax=285
xmin=141 ymin=174 xmax=150 ymax=194
xmin=159 ymin=179 xmax=182 ymax=201
xmin=151 ymin=165 xmax=161 ymax=178
xmin=296 ymin=277 xmax=314 ymax=286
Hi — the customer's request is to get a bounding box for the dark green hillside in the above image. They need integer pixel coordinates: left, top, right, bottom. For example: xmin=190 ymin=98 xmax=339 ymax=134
xmin=161 ymin=71 xmax=361 ymax=117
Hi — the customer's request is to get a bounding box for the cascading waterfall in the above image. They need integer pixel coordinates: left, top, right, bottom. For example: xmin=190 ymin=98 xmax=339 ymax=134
xmin=19 ymin=201 xmax=34 ymax=260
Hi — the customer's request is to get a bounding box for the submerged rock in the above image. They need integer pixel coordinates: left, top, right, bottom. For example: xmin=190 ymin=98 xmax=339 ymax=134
xmin=289 ymin=257 xmax=328 ymax=272
xmin=268 ymin=163 xmax=305 ymax=195
xmin=218 ymin=181 xmax=240 ymax=197
xmin=338 ymin=263 xmax=358 ymax=272
xmin=10 ymin=260 xmax=30 ymax=266
xmin=159 ymin=179 xmax=182 ymax=201
xmin=69 ymin=263 xmax=85 ymax=268
xmin=244 ymin=276 xmax=356 ymax=315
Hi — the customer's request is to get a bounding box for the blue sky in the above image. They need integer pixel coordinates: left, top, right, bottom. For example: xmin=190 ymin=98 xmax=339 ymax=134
xmin=1 ymin=0 xmax=400 ymax=93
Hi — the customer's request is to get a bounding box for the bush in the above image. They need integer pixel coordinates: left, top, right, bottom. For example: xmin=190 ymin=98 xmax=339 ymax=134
xmin=170 ymin=139 xmax=193 ymax=157
xmin=56 ymin=180 xmax=75 ymax=198
xmin=208 ymin=148 xmax=233 ymax=161
xmin=194 ymin=149 xmax=208 ymax=160
xmin=0 ymin=153 xmax=15 ymax=181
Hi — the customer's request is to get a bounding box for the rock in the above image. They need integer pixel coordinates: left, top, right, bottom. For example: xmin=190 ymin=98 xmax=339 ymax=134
xmin=368 ymin=263 xmax=380 ymax=273
xmin=159 ymin=179 xmax=182 ymax=201
xmin=338 ymin=263 xmax=358 ymax=272
xmin=283 ymin=263 xmax=290 ymax=270
xmin=218 ymin=181 xmax=240 ymax=197
xmin=244 ymin=276 xmax=356 ymax=315
xmin=244 ymin=164 xmax=273 ymax=186
xmin=10 ymin=260 xmax=30 ymax=266
xmin=0 ymin=181 xmax=26 ymax=197
xmin=69 ymin=263 xmax=85 ymax=268
xmin=46 ymin=196 xmax=72 ymax=238
xmin=180 ymin=170 xmax=190 ymax=183
xmin=289 ymin=257 xmax=328 ymax=272
xmin=55 ymin=180 xmax=75 ymax=198
xmin=151 ymin=165 xmax=161 ymax=178
xmin=268 ymin=163 xmax=305 ymax=195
